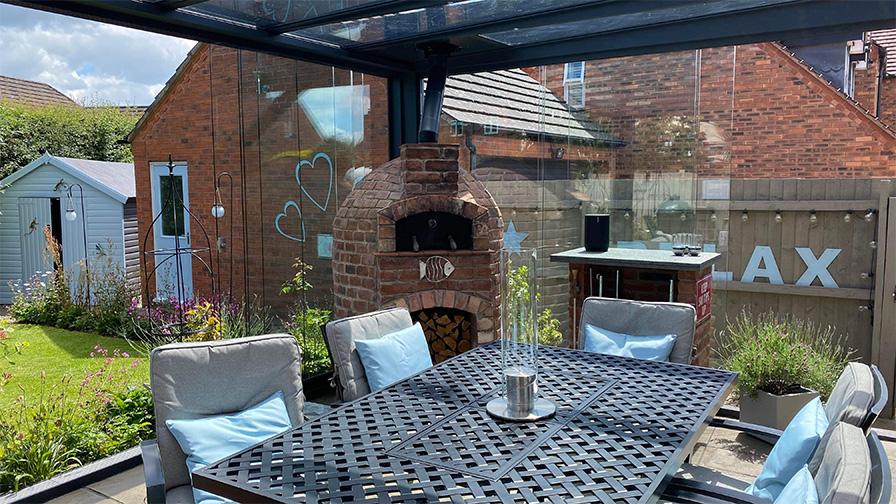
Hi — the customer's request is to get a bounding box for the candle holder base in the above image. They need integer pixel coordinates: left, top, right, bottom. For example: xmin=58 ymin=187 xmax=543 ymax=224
xmin=486 ymin=397 xmax=557 ymax=422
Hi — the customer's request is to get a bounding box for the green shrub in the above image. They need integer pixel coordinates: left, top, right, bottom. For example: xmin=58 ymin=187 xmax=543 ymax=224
xmin=0 ymin=100 xmax=137 ymax=180
xmin=507 ymin=264 xmax=566 ymax=347
xmin=716 ymin=311 xmax=853 ymax=400
xmin=287 ymin=307 xmax=332 ymax=377
xmin=280 ymin=258 xmax=333 ymax=377
xmin=9 ymin=239 xmax=138 ymax=338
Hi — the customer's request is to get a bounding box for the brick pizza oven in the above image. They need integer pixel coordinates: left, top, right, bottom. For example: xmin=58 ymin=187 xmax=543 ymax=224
xmin=332 ymin=143 xmax=503 ymax=362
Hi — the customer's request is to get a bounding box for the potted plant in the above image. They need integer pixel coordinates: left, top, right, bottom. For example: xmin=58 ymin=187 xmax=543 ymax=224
xmin=717 ymin=311 xmax=852 ymax=430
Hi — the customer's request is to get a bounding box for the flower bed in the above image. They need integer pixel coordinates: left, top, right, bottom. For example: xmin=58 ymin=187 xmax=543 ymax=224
xmin=0 ymin=322 xmax=153 ymax=494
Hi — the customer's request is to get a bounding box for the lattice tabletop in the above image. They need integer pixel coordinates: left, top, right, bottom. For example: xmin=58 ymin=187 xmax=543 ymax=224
xmin=193 ymin=344 xmax=736 ymax=503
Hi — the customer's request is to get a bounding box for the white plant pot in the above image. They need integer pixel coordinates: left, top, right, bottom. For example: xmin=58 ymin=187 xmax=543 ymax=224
xmin=739 ymin=387 xmax=819 ymax=431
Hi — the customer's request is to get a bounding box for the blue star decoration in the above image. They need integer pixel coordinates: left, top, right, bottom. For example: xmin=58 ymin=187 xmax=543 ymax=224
xmin=503 ymin=221 xmax=529 ymax=254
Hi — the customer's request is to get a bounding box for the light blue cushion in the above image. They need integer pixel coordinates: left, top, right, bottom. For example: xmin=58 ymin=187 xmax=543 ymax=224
xmin=355 ymin=322 xmax=433 ymax=391
xmin=166 ymin=391 xmax=292 ymax=504
xmin=746 ymin=397 xmax=829 ymax=501
xmin=582 ymin=324 xmax=677 ymax=361
xmin=774 ymin=465 xmax=819 ymax=504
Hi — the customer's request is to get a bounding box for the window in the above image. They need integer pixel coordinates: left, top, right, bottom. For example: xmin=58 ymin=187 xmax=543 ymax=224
xmin=483 ymin=119 xmax=499 ymax=135
xmin=450 ymin=120 xmax=465 ymax=137
xmin=564 ymin=61 xmax=585 ymax=109
xmin=160 ymin=175 xmax=186 ymax=237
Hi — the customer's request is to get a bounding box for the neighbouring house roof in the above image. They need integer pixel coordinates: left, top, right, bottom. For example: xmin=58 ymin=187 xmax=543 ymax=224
xmin=869 ymin=29 xmax=896 ymax=76
xmin=0 ymin=153 xmax=135 ymax=203
xmin=442 ymin=69 xmax=622 ymax=145
xmin=131 ymin=44 xmax=621 ymax=147
xmin=0 ymin=75 xmax=77 ymax=106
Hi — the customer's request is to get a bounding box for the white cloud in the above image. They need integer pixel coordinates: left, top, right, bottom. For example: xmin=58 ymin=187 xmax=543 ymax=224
xmin=0 ymin=3 xmax=195 ymax=106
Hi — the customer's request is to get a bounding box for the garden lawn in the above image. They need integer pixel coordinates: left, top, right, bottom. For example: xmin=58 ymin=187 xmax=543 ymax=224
xmin=0 ymin=322 xmax=149 ymax=410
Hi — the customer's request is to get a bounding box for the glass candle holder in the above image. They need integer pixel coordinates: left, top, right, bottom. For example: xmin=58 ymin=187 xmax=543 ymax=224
xmin=486 ymin=248 xmax=557 ymax=422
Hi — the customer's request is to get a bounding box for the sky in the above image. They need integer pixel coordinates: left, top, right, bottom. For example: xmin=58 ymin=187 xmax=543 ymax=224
xmin=0 ymin=3 xmax=196 ymax=106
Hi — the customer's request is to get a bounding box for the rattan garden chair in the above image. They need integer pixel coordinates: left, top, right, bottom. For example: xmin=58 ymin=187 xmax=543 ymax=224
xmin=140 ymin=334 xmax=327 ymax=504
xmin=663 ymin=423 xmax=891 ymax=504
xmin=323 ymin=307 xmax=415 ymax=402
xmin=578 ymin=297 xmax=697 ymax=364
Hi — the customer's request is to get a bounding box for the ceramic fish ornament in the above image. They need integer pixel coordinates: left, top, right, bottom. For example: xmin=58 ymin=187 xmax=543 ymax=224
xmin=420 ymin=256 xmax=455 ymax=283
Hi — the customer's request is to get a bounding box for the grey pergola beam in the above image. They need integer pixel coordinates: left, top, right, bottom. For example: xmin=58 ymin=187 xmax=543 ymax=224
xmin=144 ymin=0 xmax=208 ymax=9
xmin=358 ymin=0 xmax=704 ymax=51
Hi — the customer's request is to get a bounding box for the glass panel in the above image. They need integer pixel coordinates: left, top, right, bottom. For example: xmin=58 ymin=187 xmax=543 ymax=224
xmin=159 ymin=175 xmax=186 ymax=237
xmin=182 ymin=0 xmax=386 ymax=28
xmin=480 ymin=0 xmax=779 ymax=46
xmin=289 ymin=0 xmax=592 ymax=46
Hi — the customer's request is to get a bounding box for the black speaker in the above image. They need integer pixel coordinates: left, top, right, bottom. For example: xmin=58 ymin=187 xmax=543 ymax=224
xmin=584 ymin=214 xmax=610 ymax=252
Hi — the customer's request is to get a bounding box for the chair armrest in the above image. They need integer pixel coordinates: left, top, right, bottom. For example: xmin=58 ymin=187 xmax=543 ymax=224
xmin=141 ymin=439 xmax=166 ymax=504
xmin=663 ymin=477 xmax=768 ymax=504
xmin=709 ymin=417 xmax=783 ymax=445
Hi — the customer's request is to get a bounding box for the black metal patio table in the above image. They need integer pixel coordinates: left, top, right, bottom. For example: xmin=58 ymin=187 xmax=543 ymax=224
xmin=192 ymin=343 xmax=736 ymax=503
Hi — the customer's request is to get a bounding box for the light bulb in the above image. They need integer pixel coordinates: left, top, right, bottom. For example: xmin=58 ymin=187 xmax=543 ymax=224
xmin=710 ymin=212 xmax=717 ymax=222
xmin=623 ymin=211 xmax=630 ymax=220
xmin=775 ymin=212 xmax=782 ymax=224
xmin=741 ymin=211 xmax=749 ymax=222
xmin=809 ymin=211 xmax=817 ymax=224
xmin=680 ymin=213 xmax=687 ymax=221
xmin=870 ymin=240 xmax=877 ymax=249
xmin=864 ymin=210 xmax=875 ymax=222
xmin=65 ymin=210 xmax=77 ymax=222
xmin=211 ymin=204 xmax=225 ymax=219
xmin=844 ymin=212 xmax=852 ymax=223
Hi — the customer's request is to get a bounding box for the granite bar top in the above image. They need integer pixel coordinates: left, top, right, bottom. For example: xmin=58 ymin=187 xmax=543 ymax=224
xmin=550 ymin=247 xmax=721 ymax=272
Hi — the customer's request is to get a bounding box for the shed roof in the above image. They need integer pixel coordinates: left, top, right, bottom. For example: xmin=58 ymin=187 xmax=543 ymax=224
xmin=0 ymin=153 xmax=135 ymax=203
xmin=0 ymin=75 xmax=77 ymax=106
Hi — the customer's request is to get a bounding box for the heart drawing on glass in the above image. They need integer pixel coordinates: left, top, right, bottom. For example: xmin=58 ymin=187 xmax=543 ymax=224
xmin=274 ymin=200 xmax=305 ymax=242
xmin=295 ymin=152 xmax=333 ymax=212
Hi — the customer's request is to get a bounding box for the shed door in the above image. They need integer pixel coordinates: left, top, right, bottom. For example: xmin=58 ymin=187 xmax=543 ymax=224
xmin=18 ymin=197 xmax=53 ymax=283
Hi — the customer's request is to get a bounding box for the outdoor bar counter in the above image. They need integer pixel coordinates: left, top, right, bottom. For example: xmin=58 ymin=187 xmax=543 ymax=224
xmin=551 ymin=247 xmax=721 ymax=366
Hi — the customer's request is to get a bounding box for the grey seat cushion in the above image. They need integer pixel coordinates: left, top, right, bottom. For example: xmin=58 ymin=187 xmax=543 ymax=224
xmin=811 ymin=422 xmax=871 ymax=504
xmin=325 ymin=308 xmax=413 ymax=401
xmin=825 ymin=362 xmax=875 ymax=426
xmin=165 ymin=484 xmax=195 ymax=503
xmin=578 ymin=297 xmax=696 ymax=364
xmin=150 ymin=334 xmax=304 ymax=491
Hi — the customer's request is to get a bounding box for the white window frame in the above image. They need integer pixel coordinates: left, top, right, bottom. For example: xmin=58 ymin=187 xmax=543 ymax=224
xmin=564 ymin=61 xmax=586 ymax=109
xmin=483 ymin=119 xmax=499 ymax=135
xmin=450 ymin=120 xmax=465 ymax=137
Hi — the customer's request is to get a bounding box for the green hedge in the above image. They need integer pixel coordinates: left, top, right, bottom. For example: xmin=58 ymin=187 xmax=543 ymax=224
xmin=0 ymin=100 xmax=138 ymax=180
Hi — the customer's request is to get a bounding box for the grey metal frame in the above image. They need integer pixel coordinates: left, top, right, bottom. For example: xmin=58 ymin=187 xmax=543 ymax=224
xmin=662 ymin=431 xmax=891 ymax=504
xmin=4 ymin=1 xmax=894 ymax=78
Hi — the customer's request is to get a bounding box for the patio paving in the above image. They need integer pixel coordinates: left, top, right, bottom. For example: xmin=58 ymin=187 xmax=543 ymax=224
xmin=40 ymin=422 xmax=896 ymax=504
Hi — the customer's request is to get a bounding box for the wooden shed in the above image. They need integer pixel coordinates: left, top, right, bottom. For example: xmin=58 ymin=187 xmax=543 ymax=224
xmin=0 ymin=153 xmax=138 ymax=304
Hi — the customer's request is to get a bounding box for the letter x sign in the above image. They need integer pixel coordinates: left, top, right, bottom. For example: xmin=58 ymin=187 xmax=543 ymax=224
xmin=740 ymin=246 xmax=841 ymax=288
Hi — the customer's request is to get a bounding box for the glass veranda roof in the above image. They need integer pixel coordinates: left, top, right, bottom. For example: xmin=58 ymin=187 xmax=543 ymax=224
xmin=6 ymin=0 xmax=894 ymax=77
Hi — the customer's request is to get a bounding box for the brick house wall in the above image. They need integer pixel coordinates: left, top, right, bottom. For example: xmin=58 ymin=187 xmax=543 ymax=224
xmin=530 ymin=43 xmax=896 ymax=179
xmin=131 ymin=45 xmax=390 ymax=313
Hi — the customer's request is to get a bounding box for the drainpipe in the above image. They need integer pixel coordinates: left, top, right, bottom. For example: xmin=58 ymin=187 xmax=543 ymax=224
xmin=464 ymin=128 xmax=478 ymax=172
xmin=418 ymin=42 xmax=455 ymax=143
